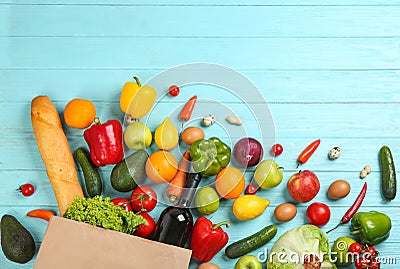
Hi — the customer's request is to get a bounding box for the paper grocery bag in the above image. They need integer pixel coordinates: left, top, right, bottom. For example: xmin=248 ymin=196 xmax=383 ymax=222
xmin=34 ymin=216 xmax=192 ymax=269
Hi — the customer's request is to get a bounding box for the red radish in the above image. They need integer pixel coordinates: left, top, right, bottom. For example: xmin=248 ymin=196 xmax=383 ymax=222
xmin=287 ymin=170 xmax=320 ymax=203
xmin=233 ymin=137 xmax=263 ymax=167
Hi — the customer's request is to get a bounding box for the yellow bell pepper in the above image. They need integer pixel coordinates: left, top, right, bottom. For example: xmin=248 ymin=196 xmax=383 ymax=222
xmin=120 ymin=77 xmax=157 ymax=119
xmin=120 ymin=77 xmax=141 ymax=113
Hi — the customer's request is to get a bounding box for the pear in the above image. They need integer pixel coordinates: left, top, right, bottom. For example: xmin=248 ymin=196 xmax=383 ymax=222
xmin=154 ymin=117 xmax=179 ymax=150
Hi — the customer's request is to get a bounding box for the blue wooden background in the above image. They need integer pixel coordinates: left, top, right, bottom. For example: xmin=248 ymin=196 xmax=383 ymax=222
xmin=1 ymin=1 xmax=400 ymax=268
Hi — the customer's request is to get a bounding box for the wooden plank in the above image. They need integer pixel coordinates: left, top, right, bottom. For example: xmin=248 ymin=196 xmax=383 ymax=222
xmin=1 ymin=135 xmax=399 ymax=172
xmin=2 ymin=5 xmax=400 ymax=37
xmin=0 ymin=167 xmax=397 ymax=206
xmin=1 ymin=102 xmax=399 ymax=138
xmin=1 ymin=204 xmax=400 ymax=244
xmin=2 ymin=70 xmax=400 ymax=103
xmin=2 ymin=0 xmax=400 ymax=6
xmin=1 ymin=37 xmax=400 ymax=70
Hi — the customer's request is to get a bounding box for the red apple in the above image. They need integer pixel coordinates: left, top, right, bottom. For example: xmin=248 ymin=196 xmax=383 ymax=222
xmin=287 ymin=170 xmax=320 ymax=203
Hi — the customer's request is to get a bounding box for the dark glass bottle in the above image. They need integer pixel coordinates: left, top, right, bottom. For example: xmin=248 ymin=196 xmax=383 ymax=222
xmin=152 ymin=172 xmax=202 ymax=247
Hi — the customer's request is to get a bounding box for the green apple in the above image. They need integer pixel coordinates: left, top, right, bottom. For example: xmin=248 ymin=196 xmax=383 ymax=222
xmin=234 ymin=255 xmax=262 ymax=269
xmin=195 ymin=186 xmax=220 ymax=215
xmin=124 ymin=122 xmax=152 ymax=150
xmin=254 ymin=159 xmax=283 ymax=189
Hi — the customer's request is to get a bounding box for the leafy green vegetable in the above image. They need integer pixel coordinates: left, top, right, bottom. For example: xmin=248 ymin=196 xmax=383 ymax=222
xmin=267 ymin=225 xmax=337 ymax=269
xmin=63 ymin=196 xmax=145 ymax=234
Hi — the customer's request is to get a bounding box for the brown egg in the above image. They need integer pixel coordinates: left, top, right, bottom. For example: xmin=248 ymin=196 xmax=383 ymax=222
xmin=274 ymin=203 xmax=297 ymax=222
xmin=198 ymin=262 xmax=220 ymax=269
xmin=328 ymin=179 xmax=351 ymax=199
xmin=181 ymin=126 xmax=205 ymax=145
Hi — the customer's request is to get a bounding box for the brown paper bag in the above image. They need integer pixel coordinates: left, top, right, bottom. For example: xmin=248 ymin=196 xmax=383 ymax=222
xmin=34 ymin=216 xmax=192 ymax=269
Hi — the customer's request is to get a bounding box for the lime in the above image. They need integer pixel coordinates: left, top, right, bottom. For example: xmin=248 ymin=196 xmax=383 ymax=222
xmin=332 ymin=236 xmax=356 ymax=266
xmin=195 ymin=187 xmax=220 ymax=215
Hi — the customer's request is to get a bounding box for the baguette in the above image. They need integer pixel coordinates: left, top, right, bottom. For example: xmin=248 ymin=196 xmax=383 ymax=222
xmin=31 ymin=96 xmax=83 ymax=215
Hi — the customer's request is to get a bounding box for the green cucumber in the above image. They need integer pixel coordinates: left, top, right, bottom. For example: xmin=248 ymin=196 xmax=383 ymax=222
xmin=225 ymin=224 xmax=277 ymax=259
xmin=74 ymin=147 xmax=102 ymax=197
xmin=379 ymin=145 xmax=396 ymax=201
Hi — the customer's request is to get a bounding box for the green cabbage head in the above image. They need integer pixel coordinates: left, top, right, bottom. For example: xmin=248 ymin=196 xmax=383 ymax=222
xmin=267 ymin=225 xmax=337 ymax=269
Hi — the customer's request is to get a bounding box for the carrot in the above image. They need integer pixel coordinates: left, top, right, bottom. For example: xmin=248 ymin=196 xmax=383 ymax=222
xmin=27 ymin=209 xmax=56 ymax=221
xmin=166 ymin=150 xmax=191 ymax=203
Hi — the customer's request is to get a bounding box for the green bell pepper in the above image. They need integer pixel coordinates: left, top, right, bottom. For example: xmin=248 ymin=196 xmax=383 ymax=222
xmin=190 ymin=137 xmax=231 ymax=176
xmin=350 ymin=211 xmax=391 ymax=246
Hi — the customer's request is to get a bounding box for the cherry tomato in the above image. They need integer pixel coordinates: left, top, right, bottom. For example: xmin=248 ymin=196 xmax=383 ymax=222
xmin=306 ymin=202 xmax=330 ymax=227
xmin=348 ymin=242 xmax=363 ymax=255
xmin=168 ymin=85 xmax=180 ymax=97
xmin=369 ymin=259 xmax=381 ymax=269
xmin=130 ymin=186 xmax=157 ymax=213
xmin=245 ymin=184 xmax=258 ymax=195
xmin=364 ymin=246 xmax=378 ymax=258
xmin=271 ymin=144 xmax=283 ymax=156
xmin=364 ymin=247 xmax=379 ymax=262
xmin=18 ymin=184 xmax=35 ymax=197
xmin=355 ymin=257 xmax=370 ymax=269
xmin=111 ymin=198 xmax=132 ymax=212
xmin=133 ymin=212 xmax=155 ymax=238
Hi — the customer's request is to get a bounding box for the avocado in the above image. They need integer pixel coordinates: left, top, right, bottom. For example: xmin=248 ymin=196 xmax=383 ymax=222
xmin=1 ymin=214 xmax=36 ymax=264
xmin=111 ymin=149 xmax=148 ymax=192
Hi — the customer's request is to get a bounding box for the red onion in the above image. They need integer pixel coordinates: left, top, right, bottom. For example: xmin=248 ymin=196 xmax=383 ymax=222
xmin=233 ymin=137 xmax=263 ymax=167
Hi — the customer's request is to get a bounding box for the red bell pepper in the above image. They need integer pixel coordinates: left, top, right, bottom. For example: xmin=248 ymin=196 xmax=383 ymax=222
xmin=84 ymin=118 xmax=124 ymax=166
xmin=190 ymin=216 xmax=229 ymax=262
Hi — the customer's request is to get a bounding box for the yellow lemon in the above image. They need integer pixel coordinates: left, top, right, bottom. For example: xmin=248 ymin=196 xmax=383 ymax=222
xmin=232 ymin=195 xmax=270 ymax=220
xmin=154 ymin=117 xmax=179 ymax=150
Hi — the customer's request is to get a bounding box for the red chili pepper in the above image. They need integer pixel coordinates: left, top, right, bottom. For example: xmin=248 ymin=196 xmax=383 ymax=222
xmin=84 ymin=118 xmax=124 ymax=166
xmin=190 ymin=216 xmax=229 ymax=262
xmin=327 ymin=182 xmax=367 ymax=233
xmin=297 ymin=139 xmax=320 ymax=167
xmin=179 ymin=95 xmax=197 ymax=127
xmin=27 ymin=209 xmax=56 ymax=221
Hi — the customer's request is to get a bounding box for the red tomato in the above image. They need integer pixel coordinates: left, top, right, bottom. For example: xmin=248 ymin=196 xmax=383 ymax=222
xmin=355 ymin=257 xmax=370 ymax=269
xmin=18 ymin=184 xmax=35 ymax=197
xmin=111 ymin=198 xmax=132 ymax=212
xmin=306 ymin=202 xmax=330 ymax=227
xmin=133 ymin=212 xmax=155 ymax=238
xmin=271 ymin=144 xmax=283 ymax=156
xmin=130 ymin=186 xmax=157 ymax=212
xmin=348 ymin=242 xmax=363 ymax=255
xmin=168 ymin=85 xmax=180 ymax=97
xmin=245 ymin=184 xmax=258 ymax=195
xmin=369 ymin=259 xmax=381 ymax=269
xmin=364 ymin=246 xmax=378 ymax=259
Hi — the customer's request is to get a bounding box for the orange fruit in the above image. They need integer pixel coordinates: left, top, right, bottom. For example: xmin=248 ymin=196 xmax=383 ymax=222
xmin=64 ymin=98 xmax=96 ymax=129
xmin=146 ymin=150 xmax=178 ymax=184
xmin=215 ymin=166 xmax=245 ymax=199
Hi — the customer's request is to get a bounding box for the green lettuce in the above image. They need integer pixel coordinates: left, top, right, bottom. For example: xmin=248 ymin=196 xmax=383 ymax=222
xmin=267 ymin=225 xmax=337 ymax=269
xmin=63 ymin=196 xmax=145 ymax=234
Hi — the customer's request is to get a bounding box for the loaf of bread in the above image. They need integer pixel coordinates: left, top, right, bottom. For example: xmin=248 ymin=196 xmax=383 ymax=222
xmin=31 ymin=96 xmax=83 ymax=215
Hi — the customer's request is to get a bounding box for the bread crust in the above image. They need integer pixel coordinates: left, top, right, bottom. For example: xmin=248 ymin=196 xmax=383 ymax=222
xmin=31 ymin=96 xmax=83 ymax=215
